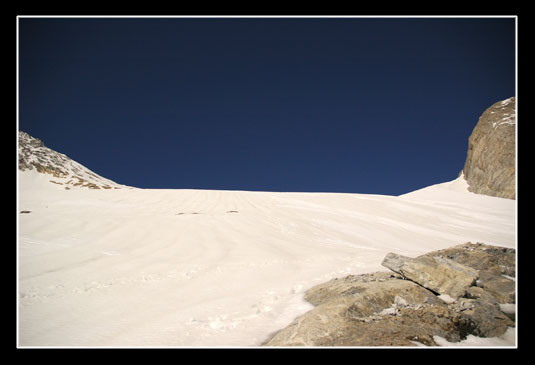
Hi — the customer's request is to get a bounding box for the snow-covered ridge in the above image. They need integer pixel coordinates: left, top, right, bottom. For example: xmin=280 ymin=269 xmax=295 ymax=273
xmin=18 ymin=131 xmax=129 ymax=190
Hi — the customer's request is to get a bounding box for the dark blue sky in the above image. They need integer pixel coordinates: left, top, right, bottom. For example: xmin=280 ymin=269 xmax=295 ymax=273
xmin=18 ymin=17 xmax=516 ymax=195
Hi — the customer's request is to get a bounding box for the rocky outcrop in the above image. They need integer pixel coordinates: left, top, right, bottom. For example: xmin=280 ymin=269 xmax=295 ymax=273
xmin=381 ymin=253 xmax=478 ymax=299
xmin=463 ymin=97 xmax=516 ymax=199
xmin=263 ymin=242 xmax=515 ymax=347
xmin=421 ymin=242 xmax=516 ymax=304
xmin=18 ymin=131 xmax=126 ymax=190
xmin=420 ymin=242 xmax=515 ymax=277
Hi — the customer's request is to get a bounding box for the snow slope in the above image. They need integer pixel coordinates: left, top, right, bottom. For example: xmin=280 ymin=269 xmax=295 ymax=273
xmin=17 ymin=172 xmax=516 ymax=347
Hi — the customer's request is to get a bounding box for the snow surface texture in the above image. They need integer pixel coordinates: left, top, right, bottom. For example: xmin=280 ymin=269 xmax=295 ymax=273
xmin=18 ymin=171 xmax=516 ymax=347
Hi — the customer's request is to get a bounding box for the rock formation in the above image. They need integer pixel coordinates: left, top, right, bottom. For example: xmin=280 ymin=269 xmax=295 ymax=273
xmin=381 ymin=253 xmax=478 ymax=299
xmin=263 ymin=242 xmax=515 ymax=347
xmin=463 ymin=97 xmax=516 ymax=199
xmin=18 ymin=131 xmax=126 ymax=190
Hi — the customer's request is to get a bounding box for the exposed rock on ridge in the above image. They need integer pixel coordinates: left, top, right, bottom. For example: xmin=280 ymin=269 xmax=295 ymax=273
xmin=263 ymin=242 xmax=515 ymax=347
xmin=463 ymin=97 xmax=516 ymax=199
xmin=18 ymin=131 xmax=126 ymax=190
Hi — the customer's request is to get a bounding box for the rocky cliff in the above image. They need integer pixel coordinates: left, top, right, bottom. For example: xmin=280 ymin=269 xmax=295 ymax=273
xmin=463 ymin=97 xmax=516 ymax=199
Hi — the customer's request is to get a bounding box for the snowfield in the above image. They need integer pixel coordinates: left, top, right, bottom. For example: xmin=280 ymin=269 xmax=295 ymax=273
xmin=17 ymin=172 xmax=516 ymax=347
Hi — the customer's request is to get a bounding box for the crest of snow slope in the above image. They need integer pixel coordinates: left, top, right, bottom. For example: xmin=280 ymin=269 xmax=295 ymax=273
xmin=18 ymin=161 xmax=516 ymax=346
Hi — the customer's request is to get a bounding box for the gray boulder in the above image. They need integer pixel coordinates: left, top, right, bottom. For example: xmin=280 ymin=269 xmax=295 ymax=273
xmin=423 ymin=242 xmax=515 ymax=277
xmin=475 ymin=270 xmax=515 ymax=304
xmin=381 ymin=253 xmax=478 ymax=299
xmin=422 ymin=242 xmax=516 ymax=303
xmin=451 ymin=294 xmax=513 ymax=338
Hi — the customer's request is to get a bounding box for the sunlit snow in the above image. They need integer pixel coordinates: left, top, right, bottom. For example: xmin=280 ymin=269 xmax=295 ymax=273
xmin=17 ymin=171 xmax=516 ymax=347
